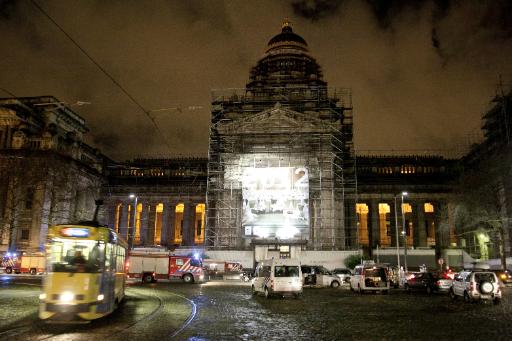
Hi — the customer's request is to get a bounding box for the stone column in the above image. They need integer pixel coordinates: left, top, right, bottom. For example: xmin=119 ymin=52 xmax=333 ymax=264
xmin=183 ymin=203 xmax=196 ymax=246
xmin=147 ymin=203 xmax=156 ymax=246
xmin=369 ymin=199 xmax=380 ymax=249
xmin=389 ymin=200 xmax=398 ymax=247
xmin=345 ymin=201 xmax=356 ymax=249
xmin=160 ymin=201 xmax=169 ymax=245
xmin=433 ymin=201 xmax=444 ymax=266
xmin=140 ymin=202 xmax=150 ymax=246
xmin=415 ymin=201 xmax=427 ymax=247
xmin=119 ymin=201 xmax=129 ymax=241
xmin=162 ymin=202 xmax=175 ymax=246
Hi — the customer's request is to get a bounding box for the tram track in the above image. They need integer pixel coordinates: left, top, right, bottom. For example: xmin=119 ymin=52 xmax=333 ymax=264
xmin=0 ymin=283 xmax=198 ymax=341
xmin=33 ymin=286 xmax=165 ymax=341
xmin=106 ymin=285 xmax=165 ymax=337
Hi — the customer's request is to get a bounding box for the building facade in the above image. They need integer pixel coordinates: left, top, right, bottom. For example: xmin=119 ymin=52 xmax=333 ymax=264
xmin=8 ymin=24 xmax=502 ymax=269
xmin=0 ymin=96 xmax=105 ymax=252
xmin=100 ymin=23 xmax=460 ymax=267
xmin=206 ymin=22 xmax=356 ymax=254
xmin=101 ymin=158 xmax=207 ymax=250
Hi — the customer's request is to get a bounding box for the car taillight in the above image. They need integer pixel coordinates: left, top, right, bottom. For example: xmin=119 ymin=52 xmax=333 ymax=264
xmin=436 ymin=280 xmax=440 ymax=286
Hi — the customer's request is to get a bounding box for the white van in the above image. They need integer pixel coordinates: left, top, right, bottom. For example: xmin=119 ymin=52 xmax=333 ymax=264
xmin=252 ymin=258 xmax=303 ymax=298
xmin=350 ymin=264 xmax=390 ymax=294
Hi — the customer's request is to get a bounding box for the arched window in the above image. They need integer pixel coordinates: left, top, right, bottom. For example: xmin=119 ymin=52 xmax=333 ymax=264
xmin=135 ymin=203 xmax=142 ymax=244
xmin=379 ymin=203 xmax=391 ymax=246
xmin=356 ymin=204 xmax=369 ymax=246
xmin=195 ymin=204 xmax=206 ymax=244
xmin=115 ymin=203 xmax=122 ymax=233
xmin=154 ymin=203 xmax=164 ymax=244
xmin=174 ymin=204 xmax=184 ymax=244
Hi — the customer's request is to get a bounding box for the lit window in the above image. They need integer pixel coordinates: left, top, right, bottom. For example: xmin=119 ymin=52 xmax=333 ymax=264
xmin=424 ymin=203 xmax=434 ymax=213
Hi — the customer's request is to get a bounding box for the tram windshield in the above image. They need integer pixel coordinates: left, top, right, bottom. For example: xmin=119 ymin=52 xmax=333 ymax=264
xmin=48 ymin=239 xmax=105 ymax=273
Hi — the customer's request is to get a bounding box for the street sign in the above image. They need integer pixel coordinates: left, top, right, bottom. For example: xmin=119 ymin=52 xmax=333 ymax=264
xmin=438 ymin=258 xmax=444 ymax=265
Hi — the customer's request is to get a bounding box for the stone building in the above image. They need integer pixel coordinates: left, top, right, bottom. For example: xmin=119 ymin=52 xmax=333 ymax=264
xmin=101 ymin=23 xmax=460 ymax=267
xmin=0 ymin=96 xmax=105 ymax=252
xmin=206 ymin=21 xmax=356 ymax=257
xmin=101 ymin=158 xmax=207 ymax=250
xmin=2 ymin=24 xmax=473 ymax=268
xmin=459 ymin=90 xmax=512 ymax=263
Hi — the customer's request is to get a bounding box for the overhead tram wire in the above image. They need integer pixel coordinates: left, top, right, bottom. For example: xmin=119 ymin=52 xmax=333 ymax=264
xmin=0 ymin=88 xmax=17 ymax=97
xmin=29 ymin=0 xmax=174 ymax=154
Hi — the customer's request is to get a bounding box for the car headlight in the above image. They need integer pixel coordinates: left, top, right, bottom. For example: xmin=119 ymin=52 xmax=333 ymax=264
xmin=60 ymin=291 xmax=74 ymax=303
xmin=97 ymin=294 xmax=104 ymax=301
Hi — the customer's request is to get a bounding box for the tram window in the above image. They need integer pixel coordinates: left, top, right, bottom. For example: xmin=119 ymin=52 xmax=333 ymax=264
xmin=49 ymin=240 xmax=104 ymax=273
xmin=106 ymin=244 xmax=114 ymax=271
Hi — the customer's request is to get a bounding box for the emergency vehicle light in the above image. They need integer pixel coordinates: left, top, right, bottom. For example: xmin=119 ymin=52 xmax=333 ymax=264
xmin=61 ymin=228 xmax=89 ymax=238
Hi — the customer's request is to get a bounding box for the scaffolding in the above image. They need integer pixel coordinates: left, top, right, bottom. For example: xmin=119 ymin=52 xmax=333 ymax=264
xmin=205 ymin=86 xmax=357 ymax=250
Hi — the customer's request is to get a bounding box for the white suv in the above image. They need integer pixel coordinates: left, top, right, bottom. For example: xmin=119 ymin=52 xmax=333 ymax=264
xmin=450 ymin=270 xmax=502 ymax=304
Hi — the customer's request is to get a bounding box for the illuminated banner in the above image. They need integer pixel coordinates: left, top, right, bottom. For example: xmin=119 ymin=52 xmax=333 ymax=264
xmin=242 ymin=167 xmax=309 ymax=239
xmin=60 ymin=227 xmax=90 ymax=238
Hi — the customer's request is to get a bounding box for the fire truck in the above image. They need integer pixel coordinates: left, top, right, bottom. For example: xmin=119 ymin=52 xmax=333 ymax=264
xmin=127 ymin=250 xmax=206 ymax=284
xmin=1 ymin=252 xmax=45 ymax=275
xmin=203 ymin=259 xmax=244 ymax=279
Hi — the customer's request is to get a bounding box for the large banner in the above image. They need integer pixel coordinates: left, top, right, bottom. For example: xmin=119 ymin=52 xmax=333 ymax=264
xmin=242 ymin=167 xmax=309 ymax=239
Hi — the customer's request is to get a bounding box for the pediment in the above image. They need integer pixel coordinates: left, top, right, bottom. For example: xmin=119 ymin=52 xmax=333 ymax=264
xmin=216 ymin=104 xmax=338 ymax=134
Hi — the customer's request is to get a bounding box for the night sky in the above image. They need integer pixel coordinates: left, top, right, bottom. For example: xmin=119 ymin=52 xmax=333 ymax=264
xmin=1 ymin=0 xmax=511 ymax=161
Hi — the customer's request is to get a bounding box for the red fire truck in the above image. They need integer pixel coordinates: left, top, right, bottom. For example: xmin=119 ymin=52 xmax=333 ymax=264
xmin=203 ymin=259 xmax=243 ymax=279
xmin=1 ymin=252 xmax=45 ymax=275
xmin=127 ymin=250 xmax=206 ymax=284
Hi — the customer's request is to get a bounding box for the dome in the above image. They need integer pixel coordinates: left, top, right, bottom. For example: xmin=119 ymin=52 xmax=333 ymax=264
xmin=247 ymin=21 xmax=326 ymax=89
xmin=267 ymin=21 xmax=308 ymax=50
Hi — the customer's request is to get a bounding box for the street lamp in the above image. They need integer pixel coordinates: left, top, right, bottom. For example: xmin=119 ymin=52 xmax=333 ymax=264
xmin=394 ymin=191 xmax=408 ymax=276
xmin=401 ymin=192 xmax=408 ymax=273
xmin=129 ymin=194 xmax=138 ymax=249
xmin=393 ymin=196 xmax=401 ymax=272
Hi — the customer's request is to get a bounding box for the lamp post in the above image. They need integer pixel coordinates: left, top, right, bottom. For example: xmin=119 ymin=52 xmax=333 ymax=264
xmin=401 ymin=192 xmax=408 ymax=273
xmin=393 ymin=196 xmax=401 ymax=272
xmin=129 ymin=194 xmax=138 ymax=249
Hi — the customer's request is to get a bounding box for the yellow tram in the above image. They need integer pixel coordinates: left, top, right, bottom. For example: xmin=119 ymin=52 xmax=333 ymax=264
xmin=39 ymin=223 xmax=128 ymax=321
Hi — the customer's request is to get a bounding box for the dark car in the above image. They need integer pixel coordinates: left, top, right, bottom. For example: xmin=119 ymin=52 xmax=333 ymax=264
xmin=405 ymin=272 xmax=452 ymax=294
xmin=492 ymin=269 xmax=512 ymax=287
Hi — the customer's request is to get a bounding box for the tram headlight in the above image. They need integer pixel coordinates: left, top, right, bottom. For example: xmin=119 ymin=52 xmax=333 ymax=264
xmin=39 ymin=293 xmax=46 ymax=300
xmin=97 ymin=294 xmax=104 ymax=301
xmin=60 ymin=291 xmax=74 ymax=303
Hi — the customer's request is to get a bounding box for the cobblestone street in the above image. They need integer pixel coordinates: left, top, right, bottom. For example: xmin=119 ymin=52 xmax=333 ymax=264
xmin=176 ymin=282 xmax=512 ymax=340
xmin=1 ymin=278 xmax=511 ymax=340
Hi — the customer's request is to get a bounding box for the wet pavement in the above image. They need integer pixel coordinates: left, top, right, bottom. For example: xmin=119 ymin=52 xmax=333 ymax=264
xmin=1 ymin=277 xmax=511 ymax=340
xmin=175 ymin=282 xmax=512 ymax=340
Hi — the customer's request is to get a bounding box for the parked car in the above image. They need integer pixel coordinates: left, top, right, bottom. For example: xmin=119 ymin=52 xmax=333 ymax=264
xmin=252 ymin=258 xmax=303 ymax=298
xmin=301 ymin=265 xmax=341 ymax=288
xmin=404 ymin=272 xmax=452 ymax=294
xmin=450 ymin=270 xmax=502 ymax=304
xmin=492 ymin=269 xmax=512 ymax=287
xmin=350 ymin=264 xmax=390 ymax=294
xmin=332 ymin=268 xmax=352 ymax=283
